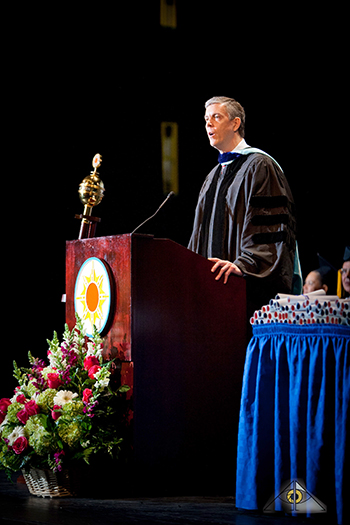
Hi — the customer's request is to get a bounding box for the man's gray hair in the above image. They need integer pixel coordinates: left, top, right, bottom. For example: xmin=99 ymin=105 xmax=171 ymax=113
xmin=205 ymin=96 xmax=245 ymax=138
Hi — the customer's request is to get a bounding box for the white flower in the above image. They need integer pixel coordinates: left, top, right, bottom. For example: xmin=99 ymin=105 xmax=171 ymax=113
xmin=93 ymin=368 xmax=110 ymax=389
xmin=0 ymin=415 xmax=8 ymax=430
xmin=31 ymin=391 xmax=40 ymax=401
xmin=86 ymin=342 xmax=103 ymax=359
xmin=41 ymin=366 xmax=56 ymax=380
xmin=7 ymin=426 xmax=25 ymax=446
xmin=47 ymin=348 xmax=68 ymax=370
xmin=53 ymin=390 xmax=78 ymax=406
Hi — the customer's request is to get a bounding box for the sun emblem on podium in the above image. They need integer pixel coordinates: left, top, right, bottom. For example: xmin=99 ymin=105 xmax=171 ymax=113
xmin=74 ymin=257 xmax=112 ymax=337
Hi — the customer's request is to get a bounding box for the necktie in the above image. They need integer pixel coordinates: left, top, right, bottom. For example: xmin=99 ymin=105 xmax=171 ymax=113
xmin=217 ymin=151 xmax=242 ymax=164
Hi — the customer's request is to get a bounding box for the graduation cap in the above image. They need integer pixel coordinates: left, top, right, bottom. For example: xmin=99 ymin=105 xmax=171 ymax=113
xmin=316 ymin=254 xmax=337 ymax=295
xmin=343 ymin=246 xmax=350 ymax=261
xmin=317 ymin=253 xmax=338 ymax=272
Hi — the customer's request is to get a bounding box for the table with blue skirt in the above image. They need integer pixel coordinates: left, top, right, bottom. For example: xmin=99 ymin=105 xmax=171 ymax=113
xmin=235 ymin=324 xmax=349 ymax=525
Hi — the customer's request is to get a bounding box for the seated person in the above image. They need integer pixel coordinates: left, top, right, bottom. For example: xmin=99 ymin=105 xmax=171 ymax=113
xmin=339 ymin=246 xmax=350 ymax=298
xmin=303 ymin=266 xmax=332 ymax=294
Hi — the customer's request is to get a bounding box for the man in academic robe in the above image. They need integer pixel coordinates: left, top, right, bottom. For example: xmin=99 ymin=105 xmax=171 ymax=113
xmin=188 ymin=96 xmax=296 ymax=319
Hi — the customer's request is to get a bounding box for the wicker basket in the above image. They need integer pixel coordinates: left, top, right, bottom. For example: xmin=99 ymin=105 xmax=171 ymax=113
xmin=22 ymin=468 xmax=80 ymax=498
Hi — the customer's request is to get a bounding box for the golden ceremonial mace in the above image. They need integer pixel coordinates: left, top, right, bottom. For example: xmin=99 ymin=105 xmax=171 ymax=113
xmin=76 ymin=153 xmax=105 ymax=239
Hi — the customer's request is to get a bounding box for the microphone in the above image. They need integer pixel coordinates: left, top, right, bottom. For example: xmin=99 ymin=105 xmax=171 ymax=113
xmin=131 ymin=191 xmax=175 ymax=235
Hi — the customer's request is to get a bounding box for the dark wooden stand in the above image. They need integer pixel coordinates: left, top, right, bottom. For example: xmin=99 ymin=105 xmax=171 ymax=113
xmin=66 ymin=234 xmax=247 ymax=493
xmin=75 ymin=213 xmax=101 ymax=239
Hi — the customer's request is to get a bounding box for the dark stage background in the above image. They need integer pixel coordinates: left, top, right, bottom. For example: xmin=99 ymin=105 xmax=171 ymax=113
xmin=2 ymin=4 xmax=348 ymax=395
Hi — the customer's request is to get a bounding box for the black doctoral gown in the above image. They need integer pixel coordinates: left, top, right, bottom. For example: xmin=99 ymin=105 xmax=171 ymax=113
xmin=188 ymin=152 xmax=297 ymax=319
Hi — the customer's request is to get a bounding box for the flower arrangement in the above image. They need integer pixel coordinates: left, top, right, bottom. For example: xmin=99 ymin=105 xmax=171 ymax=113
xmin=0 ymin=315 xmax=130 ymax=480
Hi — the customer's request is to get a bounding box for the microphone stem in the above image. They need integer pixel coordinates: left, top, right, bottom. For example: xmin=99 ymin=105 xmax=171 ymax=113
xmin=131 ymin=192 xmax=175 ymax=235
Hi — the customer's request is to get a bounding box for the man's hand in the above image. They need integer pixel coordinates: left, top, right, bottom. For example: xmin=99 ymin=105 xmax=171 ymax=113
xmin=208 ymin=258 xmax=243 ymax=284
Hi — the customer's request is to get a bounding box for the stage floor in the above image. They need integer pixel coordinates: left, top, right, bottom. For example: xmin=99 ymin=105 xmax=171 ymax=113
xmin=0 ymin=473 xmax=332 ymax=525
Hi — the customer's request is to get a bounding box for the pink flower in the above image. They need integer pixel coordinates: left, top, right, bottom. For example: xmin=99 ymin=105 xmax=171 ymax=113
xmin=82 ymin=388 xmax=93 ymax=403
xmin=47 ymin=373 xmax=63 ymax=389
xmin=12 ymin=436 xmax=28 ymax=455
xmin=54 ymin=450 xmax=65 ymax=472
xmin=88 ymin=365 xmax=101 ymax=379
xmin=24 ymin=400 xmax=40 ymax=417
xmin=16 ymin=394 xmax=27 ymax=404
xmin=84 ymin=355 xmax=99 ymax=371
xmin=68 ymin=350 xmax=78 ymax=366
xmin=51 ymin=404 xmax=62 ymax=421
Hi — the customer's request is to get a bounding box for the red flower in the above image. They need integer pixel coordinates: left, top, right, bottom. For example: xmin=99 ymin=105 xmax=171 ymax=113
xmin=84 ymin=356 xmax=99 ymax=371
xmin=16 ymin=399 xmax=40 ymax=424
xmin=0 ymin=398 xmax=11 ymax=424
xmin=17 ymin=408 xmax=30 ymax=424
xmin=12 ymin=436 xmax=28 ymax=455
xmin=88 ymin=365 xmax=101 ymax=379
xmin=51 ymin=404 xmax=62 ymax=421
xmin=82 ymin=388 xmax=93 ymax=403
xmin=16 ymin=394 xmax=27 ymax=404
xmin=47 ymin=373 xmax=63 ymax=389
xmin=0 ymin=398 xmax=11 ymax=411
xmin=24 ymin=400 xmax=40 ymax=417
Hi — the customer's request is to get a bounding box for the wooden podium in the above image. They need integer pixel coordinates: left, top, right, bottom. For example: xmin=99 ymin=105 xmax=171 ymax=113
xmin=66 ymin=234 xmax=247 ymax=494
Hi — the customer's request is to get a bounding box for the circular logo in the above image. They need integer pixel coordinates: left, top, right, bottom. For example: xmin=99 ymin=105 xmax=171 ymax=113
xmin=74 ymin=257 xmax=112 ymax=337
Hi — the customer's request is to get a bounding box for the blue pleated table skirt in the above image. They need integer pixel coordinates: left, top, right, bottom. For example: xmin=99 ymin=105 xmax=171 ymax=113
xmin=235 ymin=324 xmax=349 ymax=525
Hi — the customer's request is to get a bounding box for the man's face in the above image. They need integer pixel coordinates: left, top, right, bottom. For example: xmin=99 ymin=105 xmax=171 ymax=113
xmin=204 ymin=103 xmax=240 ymax=152
xmin=342 ymin=261 xmax=350 ymax=293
